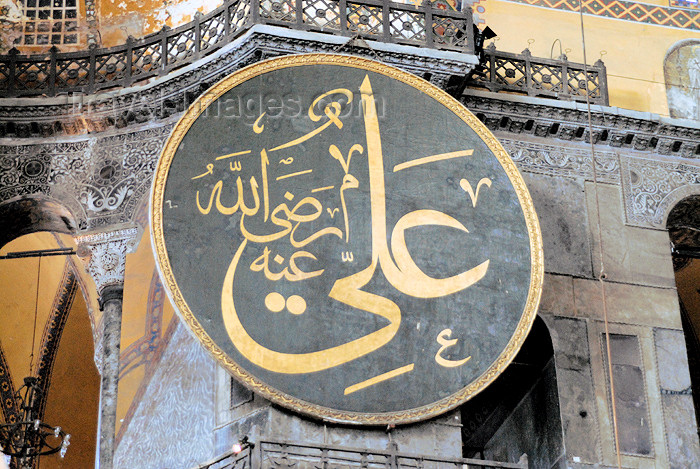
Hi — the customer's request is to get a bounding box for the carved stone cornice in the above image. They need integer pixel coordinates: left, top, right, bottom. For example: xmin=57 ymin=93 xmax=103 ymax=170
xmin=0 ymin=26 xmax=474 ymax=139
xmin=74 ymin=226 xmax=139 ymax=301
xmin=461 ymin=92 xmax=700 ymax=158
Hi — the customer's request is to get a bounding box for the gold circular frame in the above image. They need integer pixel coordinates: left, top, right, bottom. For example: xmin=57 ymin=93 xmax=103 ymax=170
xmin=151 ymin=53 xmax=544 ymax=425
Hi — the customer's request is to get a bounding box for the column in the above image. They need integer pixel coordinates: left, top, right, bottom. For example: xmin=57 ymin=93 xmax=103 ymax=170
xmin=75 ymin=226 xmax=139 ymax=469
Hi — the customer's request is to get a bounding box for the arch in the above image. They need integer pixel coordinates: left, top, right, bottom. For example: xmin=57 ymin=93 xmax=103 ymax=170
xmin=0 ymin=194 xmax=77 ymax=249
xmin=0 ymin=192 xmax=102 ymax=395
xmin=0 ymin=193 xmax=100 ymax=327
xmin=667 ymin=195 xmax=700 ymax=426
xmin=659 ymin=184 xmax=700 ymax=229
xmin=0 ymin=232 xmax=100 ymax=468
xmin=460 ymin=316 xmax=563 ymax=466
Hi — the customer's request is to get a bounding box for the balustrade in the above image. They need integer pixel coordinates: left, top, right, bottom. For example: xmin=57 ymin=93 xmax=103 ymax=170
xmin=0 ymin=0 xmax=474 ymax=98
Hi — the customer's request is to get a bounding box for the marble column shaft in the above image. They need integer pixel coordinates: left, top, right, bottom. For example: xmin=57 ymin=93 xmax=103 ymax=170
xmin=75 ymin=226 xmax=138 ymax=469
xmin=98 ymin=286 xmax=124 ymax=469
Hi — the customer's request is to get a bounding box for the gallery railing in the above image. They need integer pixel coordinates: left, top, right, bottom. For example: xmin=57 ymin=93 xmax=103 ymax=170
xmin=466 ymin=43 xmax=609 ymax=106
xmin=0 ymin=0 xmax=473 ymax=98
xmin=193 ymin=438 xmax=529 ymax=468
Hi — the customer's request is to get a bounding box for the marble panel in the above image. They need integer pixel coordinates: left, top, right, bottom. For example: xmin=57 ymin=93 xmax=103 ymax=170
xmin=113 ymin=322 xmax=216 ymax=469
xmin=586 ymin=182 xmax=675 ymax=289
xmin=522 ymin=172 xmax=592 ymax=277
xmin=662 ymin=394 xmax=700 ymax=469
xmin=573 ymin=278 xmax=682 ymax=329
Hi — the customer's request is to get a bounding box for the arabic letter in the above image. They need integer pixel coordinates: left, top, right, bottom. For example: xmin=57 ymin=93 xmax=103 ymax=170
xmin=288 ymin=251 xmax=324 ymax=280
xmin=222 ymin=240 xmax=402 ymax=374
xmin=389 ymin=209 xmax=490 ymax=298
xmin=309 ymin=89 xmax=353 ymax=122
xmin=196 ymin=180 xmax=239 ymax=215
xmin=435 ymin=328 xmax=471 ymax=367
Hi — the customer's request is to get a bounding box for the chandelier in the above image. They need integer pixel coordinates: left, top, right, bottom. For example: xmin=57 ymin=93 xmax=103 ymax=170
xmin=0 ymin=377 xmax=70 ymax=466
xmin=0 ymin=248 xmax=74 ymax=467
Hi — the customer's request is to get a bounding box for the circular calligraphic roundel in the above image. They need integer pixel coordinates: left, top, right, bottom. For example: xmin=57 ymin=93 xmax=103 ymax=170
xmin=151 ymin=54 xmax=543 ymax=425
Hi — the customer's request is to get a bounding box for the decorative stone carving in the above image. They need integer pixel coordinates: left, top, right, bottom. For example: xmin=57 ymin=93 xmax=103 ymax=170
xmin=74 ymin=226 xmax=139 ymax=298
xmin=461 ymin=93 xmax=700 ymax=157
xmin=0 ymin=124 xmax=171 ymax=230
xmin=80 ymin=127 xmax=171 ymax=229
xmin=500 ymin=138 xmax=620 ymax=183
xmin=620 ymin=156 xmax=700 ymax=229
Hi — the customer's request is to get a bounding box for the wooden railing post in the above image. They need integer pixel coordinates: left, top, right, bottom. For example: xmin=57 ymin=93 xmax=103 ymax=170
xmin=296 ymin=0 xmax=303 ymax=28
xmin=487 ymin=42 xmax=497 ymax=93
xmin=382 ymin=0 xmax=390 ymax=42
xmin=87 ymin=45 xmax=97 ymax=94
xmin=522 ymin=48 xmax=533 ymax=97
xmin=251 ymin=0 xmax=260 ymax=25
xmin=464 ymin=4 xmax=474 ymax=55
xmin=125 ymin=36 xmax=134 ymax=87
xmin=194 ymin=11 xmax=203 ymax=59
xmin=49 ymin=45 xmax=58 ymax=97
xmin=340 ymin=0 xmax=348 ymax=35
xmin=423 ymin=0 xmax=433 ymax=49
xmin=596 ymin=58 xmax=609 ymax=106
xmin=7 ymin=48 xmax=18 ymax=97
xmin=225 ymin=1 xmax=233 ymax=36
xmin=160 ymin=26 xmax=169 ymax=74
xmin=560 ymin=54 xmax=570 ymax=100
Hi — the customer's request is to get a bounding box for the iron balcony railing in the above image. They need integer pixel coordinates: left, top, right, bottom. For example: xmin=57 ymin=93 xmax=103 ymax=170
xmin=193 ymin=438 xmax=528 ymax=468
xmin=0 ymin=1 xmax=608 ymax=105
xmin=466 ymin=43 xmax=609 ymax=105
xmin=0 ymin=0 xmax=473 ymax=98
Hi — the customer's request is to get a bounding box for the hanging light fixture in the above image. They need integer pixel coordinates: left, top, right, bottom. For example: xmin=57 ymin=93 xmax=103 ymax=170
xmin=0 ymin=249 xmax=72 ymax=467
xmin=0 ymin=377 xmax=70 ymax=464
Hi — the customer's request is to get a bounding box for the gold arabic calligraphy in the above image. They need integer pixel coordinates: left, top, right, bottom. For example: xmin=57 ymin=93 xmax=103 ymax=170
xmin=193 ymin=75 xmax=490 ymax=376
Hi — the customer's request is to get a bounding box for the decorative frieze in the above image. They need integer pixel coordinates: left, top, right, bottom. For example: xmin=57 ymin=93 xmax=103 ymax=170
xmin=501 ymin=138 xmax=620 ymax=184
xmin=462 ymin=93 xmax=700 ymax=157
xmin=0 ymin=125 xmax=172 ymax=230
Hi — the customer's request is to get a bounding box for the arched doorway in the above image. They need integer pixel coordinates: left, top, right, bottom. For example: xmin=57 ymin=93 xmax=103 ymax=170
xmin=460 ymin=316 xmax=564 ymax=466
xmin=0 ymin=197 xmax=100 ymax=469
xmin=667 ymin=195 xmax=700 ymax=431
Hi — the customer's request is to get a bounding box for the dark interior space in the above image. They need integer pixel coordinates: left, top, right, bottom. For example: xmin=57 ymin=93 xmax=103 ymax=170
xmin=668 ymin=195 xmax=700 ymax=434
xmin=460 ymin=317 xmax=564 ymax=467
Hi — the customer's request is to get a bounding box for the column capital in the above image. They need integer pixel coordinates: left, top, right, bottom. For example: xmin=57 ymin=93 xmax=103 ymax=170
xmin=75 ymin=225 xmax=140 ymax=301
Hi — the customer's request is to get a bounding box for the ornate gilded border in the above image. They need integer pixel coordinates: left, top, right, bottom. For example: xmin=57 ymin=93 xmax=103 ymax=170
xmin=150 ymin=53 xmax=544 ymax=425
xmin=35 ymin=263 xmax=78 ymax=420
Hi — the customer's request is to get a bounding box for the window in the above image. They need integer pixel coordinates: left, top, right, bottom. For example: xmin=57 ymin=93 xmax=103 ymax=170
xmin=19 ymin=0 xmax=79 ymax=47
xmin=603 ymin=333 xmax=653 ymax=456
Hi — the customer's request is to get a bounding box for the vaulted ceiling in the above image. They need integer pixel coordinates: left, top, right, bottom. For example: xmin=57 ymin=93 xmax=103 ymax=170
xmin=0 ymin=232 xmax=99 ymax=469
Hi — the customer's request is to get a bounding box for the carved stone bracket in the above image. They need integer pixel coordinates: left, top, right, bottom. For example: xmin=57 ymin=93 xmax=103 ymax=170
xmin=74 ymin=225 xmax=139 ymax=300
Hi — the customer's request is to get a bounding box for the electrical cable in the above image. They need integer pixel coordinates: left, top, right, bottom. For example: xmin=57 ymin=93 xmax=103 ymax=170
xmin=29 ymin=255 xmax=41 ymax=376
xmin=578 ymin=4 xmax=624 ymax=468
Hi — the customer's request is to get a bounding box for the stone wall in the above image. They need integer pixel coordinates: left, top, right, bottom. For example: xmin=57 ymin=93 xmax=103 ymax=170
xmin=1 ymin=34 xmax=700 ymax=467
